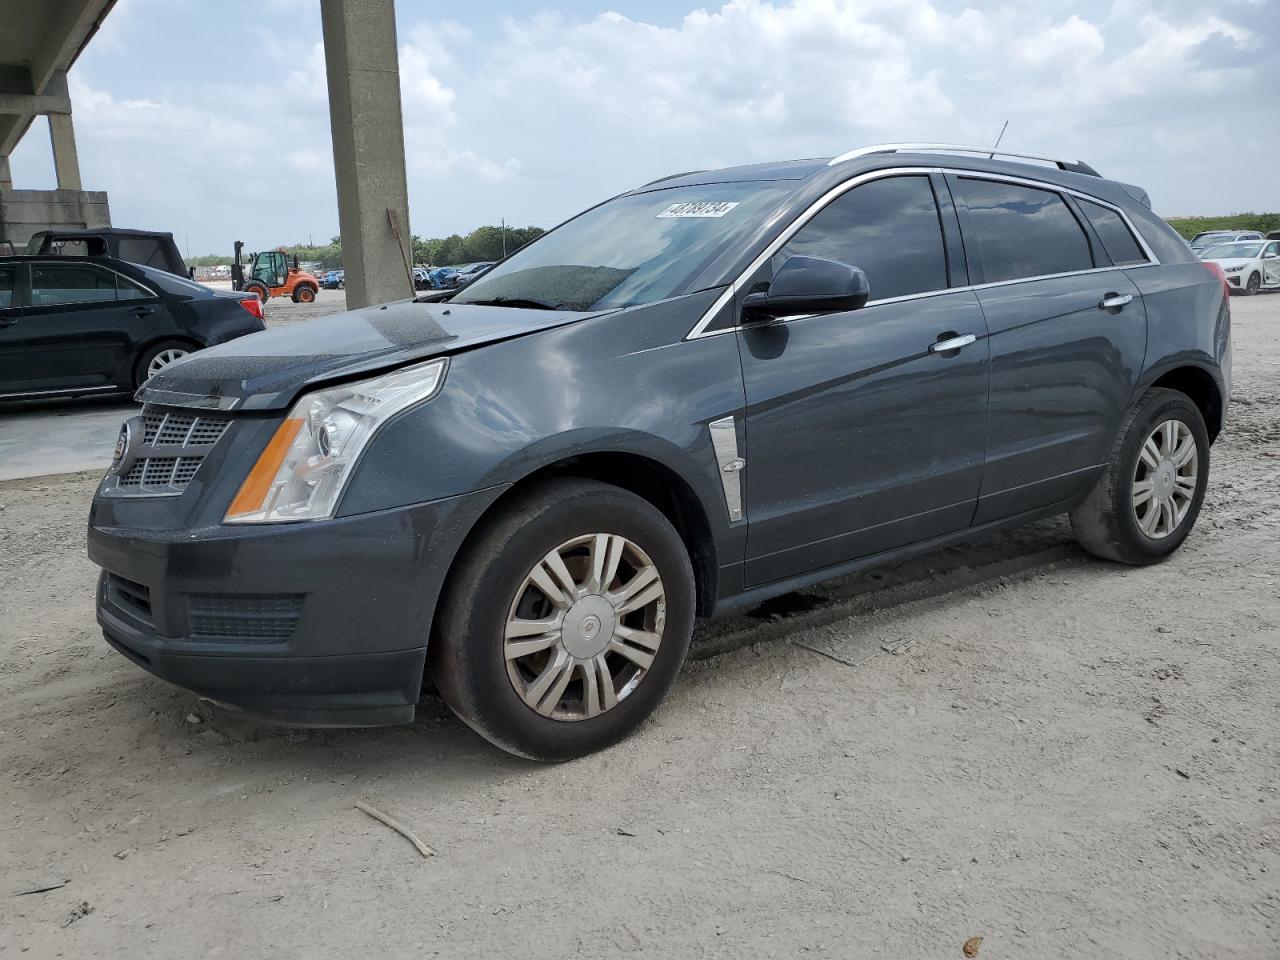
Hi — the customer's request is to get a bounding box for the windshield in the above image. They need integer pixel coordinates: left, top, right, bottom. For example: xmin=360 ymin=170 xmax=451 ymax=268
xmin=452 ymin=181 xmax=797 ymax=311
xmin=1204 ymin=242 xmax=1263 ymax=259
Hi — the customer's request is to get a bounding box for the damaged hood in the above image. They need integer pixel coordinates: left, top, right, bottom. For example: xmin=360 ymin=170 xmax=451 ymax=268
xmin=138 ymin=298 xmax=603 ymax=411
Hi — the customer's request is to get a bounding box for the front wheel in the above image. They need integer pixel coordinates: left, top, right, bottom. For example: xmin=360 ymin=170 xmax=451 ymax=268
xmin=1070 ymin=388 xmax=1210 ymax=565
xmin=245 ymin=281 xmax=269 ymax=302
xmin=432 ymin=478 xmax=695 ymax=761
xmin=1244 ymin=272 xmax=1261 ymax=296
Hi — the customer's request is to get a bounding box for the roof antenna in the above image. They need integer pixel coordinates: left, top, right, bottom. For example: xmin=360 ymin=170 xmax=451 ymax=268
xmin=989 ymin=120 xmax=1009 ymax=158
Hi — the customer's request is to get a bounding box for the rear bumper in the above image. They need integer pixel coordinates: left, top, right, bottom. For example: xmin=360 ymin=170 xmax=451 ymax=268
xmin=88 ymin=485 xmax=506 ymax=726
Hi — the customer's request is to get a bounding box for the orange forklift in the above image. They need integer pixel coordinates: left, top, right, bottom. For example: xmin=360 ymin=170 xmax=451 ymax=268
xmin=231 ymin=241 xmax=321 ymax=303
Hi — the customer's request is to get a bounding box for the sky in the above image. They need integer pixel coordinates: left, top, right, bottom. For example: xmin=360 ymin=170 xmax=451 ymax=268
xmin=8 ymin=0 xmax=1279 ymax=255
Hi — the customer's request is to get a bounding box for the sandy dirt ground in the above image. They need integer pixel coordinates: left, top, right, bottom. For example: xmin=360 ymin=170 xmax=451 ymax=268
xmin=1 ymin=295 xmax=1277 ymax=959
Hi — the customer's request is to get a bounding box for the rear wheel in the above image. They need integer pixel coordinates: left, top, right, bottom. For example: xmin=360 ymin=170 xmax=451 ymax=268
xmin=1070 ymin=388 xmax=1210 ymax=565
xmin=1244 ymin=272 xmax=1261 ymax=295
xmin=134 ymin=340 xmax=194 ymax=387
xmin=292 ymin=284 xmax=316 ymax=303
xmin=432 ymin=478 xmax=695 ymax=761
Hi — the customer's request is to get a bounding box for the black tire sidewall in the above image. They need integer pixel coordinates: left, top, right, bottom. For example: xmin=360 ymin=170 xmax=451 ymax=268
xmin=1112 ymin=393 xmax=1210 ymax=560
xmin=436 ymin=482 xmax=695 ymax=761
xmin=1246 ymin=273 xmax=1260 ymax=295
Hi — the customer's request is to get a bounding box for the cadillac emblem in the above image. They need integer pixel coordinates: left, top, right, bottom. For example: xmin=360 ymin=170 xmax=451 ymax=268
xmin=111 ymin=417 xmax=144 ymax=475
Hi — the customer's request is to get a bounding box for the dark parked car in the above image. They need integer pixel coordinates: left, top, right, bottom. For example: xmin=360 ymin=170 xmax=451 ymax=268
xmin=446 ymin=261 xmax=494 ymax=287
xmin=24 ymin=227 xmax=191 ymax=278
xmin=0 ymin=255 xmax=265 ymax=401
xmin=89 ymin=143 xmax=1230 ymax=760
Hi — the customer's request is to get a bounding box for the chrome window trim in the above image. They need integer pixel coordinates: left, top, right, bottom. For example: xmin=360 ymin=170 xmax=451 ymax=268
xmin=684 ymin=166 xmax=1159 ymax=341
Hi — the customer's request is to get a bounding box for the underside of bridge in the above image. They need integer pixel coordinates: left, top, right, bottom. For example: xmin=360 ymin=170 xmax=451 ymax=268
xmin=0 ymin=0 xmax=116 ymax=247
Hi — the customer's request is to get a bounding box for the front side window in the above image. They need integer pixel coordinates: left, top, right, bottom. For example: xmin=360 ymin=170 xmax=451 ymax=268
xmin=953 ymin=178 xmax=1093 ymax=283
xmin=0 ymin=266 xmax=14 ymax=308
xmin=30 ymin=264 xmax=118 ymax=307
xmin=452 ymin=181 xmax=797 ymax=311
xmin=1078 ymin=199 xmax=1147 ymax=266
xmin=775 ymin=175 xmax=949 ymax=302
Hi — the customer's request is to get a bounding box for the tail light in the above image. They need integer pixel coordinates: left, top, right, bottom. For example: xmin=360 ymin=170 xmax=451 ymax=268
xmin=1200 ymin=261 xmax=1230 ymax=299
xmin=239 ymin=297 xmax=265 ymax=320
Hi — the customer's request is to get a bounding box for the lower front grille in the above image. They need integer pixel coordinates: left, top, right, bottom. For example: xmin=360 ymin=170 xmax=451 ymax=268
xmin=107 ymin=574 xmax=153 ymax=626
xmin=186 ymin=593 xmax=305 ymax=643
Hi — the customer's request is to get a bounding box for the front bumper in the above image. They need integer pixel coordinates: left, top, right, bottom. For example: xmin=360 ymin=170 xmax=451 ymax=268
xmin=89 ymin=485 xmax=506 ymax=726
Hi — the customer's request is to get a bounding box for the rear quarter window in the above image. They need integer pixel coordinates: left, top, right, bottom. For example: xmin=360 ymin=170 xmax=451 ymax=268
xmin=953 ymin=178 xmax=1093 ymax=283
xmin=1078 ymin=199 xmax=1148 ymax=266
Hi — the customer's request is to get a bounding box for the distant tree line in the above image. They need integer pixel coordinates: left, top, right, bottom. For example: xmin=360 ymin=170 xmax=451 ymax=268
xmin=1166 ymin=213 xmax=1280 ymax=239
xmin=185 ymin=224 xmax=546 ymax=271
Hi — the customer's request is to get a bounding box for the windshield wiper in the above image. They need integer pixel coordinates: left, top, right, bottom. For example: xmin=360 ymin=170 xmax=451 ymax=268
xmin=459 ymin=296 xmax=570 ymax=311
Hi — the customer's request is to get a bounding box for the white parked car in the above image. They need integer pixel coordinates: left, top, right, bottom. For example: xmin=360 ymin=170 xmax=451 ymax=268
xmin=1201 ymin=239 xmax=1280 ymax=295
xmin=1190 ymin=230 xmax=1263 ymax=255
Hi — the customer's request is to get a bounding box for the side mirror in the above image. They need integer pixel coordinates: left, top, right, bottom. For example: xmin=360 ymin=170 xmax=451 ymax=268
xmin=742 ymin=255 xmax=870 ymax=320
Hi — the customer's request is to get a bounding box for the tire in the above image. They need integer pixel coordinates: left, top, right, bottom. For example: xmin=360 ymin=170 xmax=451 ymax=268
xmin=431 ymin=478 xmax=695 ymax=761
xmin=134 ymin=340 xmax=196 ymax=388
xmin=245 ymin=281 xmax=269 ymax=302
xmin=1244 ymin=272 xmax=1261 ymax=296
xmin=292 ymin=284 xmax=316 ymax=304
xmin=1070 ymin=387 xmax=1210 ymax=565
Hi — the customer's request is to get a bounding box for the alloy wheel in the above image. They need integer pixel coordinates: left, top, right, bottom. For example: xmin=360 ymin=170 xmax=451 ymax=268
xmin=1246 ymin=273 xmax=1261 ymax=295
xmin=1132 ymin=419 xmax=1197 ymax=539
xmin=504 ymin=533 xmax=666 ymax=721
xmin=147 ymin=348 xmax=189 ymax=379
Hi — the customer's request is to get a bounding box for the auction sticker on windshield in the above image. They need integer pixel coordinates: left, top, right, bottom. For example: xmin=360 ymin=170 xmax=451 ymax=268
xmin=656 ymin=201 xmax=740 ymax=219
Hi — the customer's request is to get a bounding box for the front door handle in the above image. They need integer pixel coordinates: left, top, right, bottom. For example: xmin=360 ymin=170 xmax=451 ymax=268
xmin=0 ymin=316 xmax=16 ymax=328
xmin=1099 ymin=293 xmax=1133 ymax=312
xmin=929 ymin=333 xmax=976 ymax=354
xmin=130 ymin=306 xmax=156 ymax=318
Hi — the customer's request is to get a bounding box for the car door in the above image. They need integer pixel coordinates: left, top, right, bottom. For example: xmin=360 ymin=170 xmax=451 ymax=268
xmin=1261 ymin=241 xmax=1280 ymax=288
xmin=0 ymin=262 xmax=26 ymax=393
xmin=18 ymin=261 xmax=162 ymax=394
xmin=947 ymin=176 xmax=1149 ymax=523
xmin=737 ymin=173 xmax=991 ymax=586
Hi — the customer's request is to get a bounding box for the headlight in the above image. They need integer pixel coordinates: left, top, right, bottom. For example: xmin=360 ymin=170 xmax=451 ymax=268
xmin=1223 ymin=265 xmax=1244 ymax=273
xmin=224 ymin=358 xmax=447 ymax=523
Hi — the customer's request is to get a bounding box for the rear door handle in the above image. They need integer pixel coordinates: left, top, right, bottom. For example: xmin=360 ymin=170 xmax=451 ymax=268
xmin=1098 ymin=293 xmax=1133 ymax=312
xmin=929 ymin=333 xmax=977 ymax=354
xmin=0 ymin=317 xmax=16 ymax=328
xmin=130 ymin=306 xmax=156 ymax=318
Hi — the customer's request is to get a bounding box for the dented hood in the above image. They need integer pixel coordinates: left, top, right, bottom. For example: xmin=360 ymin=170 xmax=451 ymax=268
xmin=138 ymin=298 xmax=601 ymax=411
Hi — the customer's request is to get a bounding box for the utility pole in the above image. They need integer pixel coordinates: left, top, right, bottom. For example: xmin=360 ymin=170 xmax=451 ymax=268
xmin=501 ymin=217 xmax=507 ymax=257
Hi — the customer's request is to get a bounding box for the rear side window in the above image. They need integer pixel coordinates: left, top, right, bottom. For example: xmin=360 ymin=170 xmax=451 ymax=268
xmin=31 ymin=264 xmax=120 ymax=307
xmin=0 ymin=266 xmax=14 ymax=308
xmin=778 ymin=175 xmax=948 ymax=301
xmin=953 ymin=178 xmax=1092 ymax=283
xmin=1078 ymin=199 xmax=1147 ymax=266
xmin=117 ymin=237 xmax=169 ymax=269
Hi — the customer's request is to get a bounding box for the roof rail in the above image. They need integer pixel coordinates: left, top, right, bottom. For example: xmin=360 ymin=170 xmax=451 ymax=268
xmin=827 ymin=143 xmax=1101 ymax=177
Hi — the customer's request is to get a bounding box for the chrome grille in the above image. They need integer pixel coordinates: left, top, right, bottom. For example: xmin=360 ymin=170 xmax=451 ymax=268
xmin=107 ymin=409 xmax=232 ymax=496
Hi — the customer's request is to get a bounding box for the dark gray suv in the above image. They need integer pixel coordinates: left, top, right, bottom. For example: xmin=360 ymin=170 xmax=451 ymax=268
xmin=88 ymin=144 xmax=1231 ymax=759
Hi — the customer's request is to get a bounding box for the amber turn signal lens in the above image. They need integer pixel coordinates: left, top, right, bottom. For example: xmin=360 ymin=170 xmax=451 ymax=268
xmin=225 ymin=418 xmax=304 ymax=520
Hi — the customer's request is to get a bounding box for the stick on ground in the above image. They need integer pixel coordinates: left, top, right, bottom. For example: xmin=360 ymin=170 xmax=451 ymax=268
xmin=355 ymin=800 xmax=437 ymax=858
